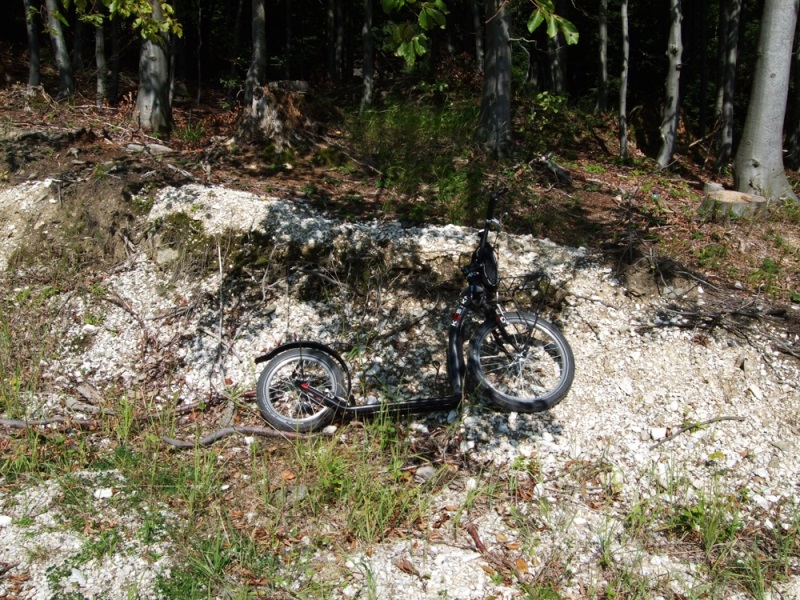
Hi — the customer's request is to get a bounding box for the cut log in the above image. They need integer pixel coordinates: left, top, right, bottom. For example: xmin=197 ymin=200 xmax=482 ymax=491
xmin=700 ymin=190 xmax=767 ymax=222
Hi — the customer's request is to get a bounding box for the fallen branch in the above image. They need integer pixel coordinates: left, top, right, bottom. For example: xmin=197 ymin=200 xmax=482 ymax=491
xmin=651 ymin=415 xmax=746 ymax=448
xmin=161 ymin=425 xmax=317 ymax=448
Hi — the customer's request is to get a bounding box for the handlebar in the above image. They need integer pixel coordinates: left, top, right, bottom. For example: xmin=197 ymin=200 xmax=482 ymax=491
xmin=462 ymin=188 xmax=508 ymax=290
xmin=485 ymin=188 xmax=508 ymax=223
xmin=477 ymin=188 xmax=508 ymax=255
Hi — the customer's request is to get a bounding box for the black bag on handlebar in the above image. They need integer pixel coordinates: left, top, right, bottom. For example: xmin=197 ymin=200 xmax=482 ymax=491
xmin=473 ymin=241 xmax=499 ymax=289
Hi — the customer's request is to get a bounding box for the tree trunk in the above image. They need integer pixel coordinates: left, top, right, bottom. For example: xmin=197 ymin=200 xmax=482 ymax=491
xmin=785 ymin=24 xmax=800 ymax=168
xmin=656 ymin=0 xmax=683 ymax=168
xmin=95 ymin=20 xmax=107 ymax=107
xmin=44 ymin=0 xmax=74 ymax=98
xmin=284 ymin=0 xmax=292 ymax=79
xmin=134 ymin=0 xmax=171 ymax=135
xmin=240 ymin=0 xmax=308 ymax=147
xmin=476 ymin=0 xmax=512 ymax=158
xmin=734 ymin=0 xmax=799 ymax=204
xmin=619 ymin=0 xmax=629 ymax=160
xmin=326 ymin=0 xmax=344 ymax=82
xmin=694 ymin=0 xmax=710 ymax=138
xmin=109 ymin=12 xmax=120 ymax=103
xmin=470 ymin=0 xmax=484 ymax=73
xmin=548 ymin=34 xmax=566 ymax=95
xmin=22 ymin=0 xmax=41 ymax=89
xmin=597 ymin=0 xmax=608 ymax=113
xmin=72 ymin=16 xmax=85 ymax=74
xmin=715 ymin=0 xmax=741 ymax=170
xmin=244 ymin=0 xmax=267 ymax=108
xmin=360 ymin=0 xmax=374 ymax=113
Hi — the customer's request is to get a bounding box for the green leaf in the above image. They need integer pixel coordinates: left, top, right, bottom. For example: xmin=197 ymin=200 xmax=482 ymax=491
xmin=546 ymin=14 xmax=558 ymax=38
xmin=527 ymin=10 xmax=544 ymax=33
xmin=536 ymin=0 xmax=555 ymax=12
xmin=428 ymin=7 xmax=446 ymax=28
xmin=382 ymin=0 xmax=403 ymax=12
xmin=52 ymin=10 xmax=70 ymax=27
xmin=413 ymin=35 xmax=427 ymax=56
xmin=418 ymin=9 xmax=429 ymax=29
xmin=558 ymin=17 xmax=579 ymax=45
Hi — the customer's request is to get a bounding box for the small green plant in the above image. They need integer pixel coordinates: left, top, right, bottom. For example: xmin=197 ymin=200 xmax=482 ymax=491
xmin=584 ymin=163 xmax=607 ymax=174
xmin=748 ymin=257 xmax=783 ymax=294
xmin=695 ymin=243 xmax=728 ymax=268
xmin=176 ymin=121 xmax=206 ymax=143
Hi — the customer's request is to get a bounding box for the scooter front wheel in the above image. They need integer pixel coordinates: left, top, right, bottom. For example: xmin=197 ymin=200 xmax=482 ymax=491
xmin=256 ymin=347 xmax=345 ymax=432
xmin=468 ymin=311 xmax=574 ymax=412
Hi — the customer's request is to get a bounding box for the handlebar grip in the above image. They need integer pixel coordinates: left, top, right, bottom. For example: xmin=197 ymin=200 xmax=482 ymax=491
xmin=485 ymin=188 xmax=508 ymax=221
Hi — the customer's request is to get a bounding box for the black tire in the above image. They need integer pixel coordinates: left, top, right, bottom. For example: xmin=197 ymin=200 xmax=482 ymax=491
xmin=468 ymin=311 xmax=574 ymax=412
xmin=256 ymin=347 xmax=345 ymax=432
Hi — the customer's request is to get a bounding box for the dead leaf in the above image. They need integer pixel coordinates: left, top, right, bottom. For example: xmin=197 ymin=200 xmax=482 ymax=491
xmin=505 ymin=541 xmax=521 ymax=550
xmin=495 ymin=532 xmax=509 ymax=543
xmin=481 ymin=564 xmax=496 ymax=575
xmin=281 ymin=470 xmax=296 ymax=481
xmin=515 ymin=558 xmax=529 ymax=574
xmin=394 ymin=558 xmax=418 ymax=576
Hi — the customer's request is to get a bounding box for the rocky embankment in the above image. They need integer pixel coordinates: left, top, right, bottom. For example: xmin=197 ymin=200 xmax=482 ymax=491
xmin=1 ymin=180 xmax=798 ymax=598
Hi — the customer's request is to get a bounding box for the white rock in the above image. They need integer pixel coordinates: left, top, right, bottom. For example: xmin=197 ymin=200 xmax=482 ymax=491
xmin=93 ymin=488 xmax=113 ymax=499
xmin=650 ymin=427 xmax=668 ymax=441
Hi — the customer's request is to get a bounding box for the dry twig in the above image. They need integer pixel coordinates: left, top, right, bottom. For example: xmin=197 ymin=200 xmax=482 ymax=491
xmin=651 ymin=415 xmax=746 ymax=448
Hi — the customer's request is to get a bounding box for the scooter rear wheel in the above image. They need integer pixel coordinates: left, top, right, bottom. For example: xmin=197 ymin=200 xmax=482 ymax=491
xmin=468 ymin=311 xmax=574 ymax=412
xmin=256 ymin=347 xmax=345 ymax=432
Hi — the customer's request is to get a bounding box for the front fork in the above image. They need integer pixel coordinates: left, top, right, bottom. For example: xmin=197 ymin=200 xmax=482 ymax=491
xmin=447 ymin=291 xmax=471 ymax=397
xmin=448 ymin=287 xmax=500 ymax=396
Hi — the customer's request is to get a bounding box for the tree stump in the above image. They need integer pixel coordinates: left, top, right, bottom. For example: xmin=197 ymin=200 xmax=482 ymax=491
xmin=700 ymin=189 xmax=767 ymax=222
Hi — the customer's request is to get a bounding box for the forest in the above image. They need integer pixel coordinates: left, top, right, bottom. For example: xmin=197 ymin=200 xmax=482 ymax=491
xmin=3 ymin=1 xmax=800 ymax=194
xmin=1 ymin=0 xmax=800 ymax=301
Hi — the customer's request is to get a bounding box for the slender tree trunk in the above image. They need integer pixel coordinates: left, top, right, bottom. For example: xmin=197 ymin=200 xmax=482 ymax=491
xmin=284 ymin=0 xmax=292 ymax=79
xmin=786 ymin=25 xmax=800 ymax=168
xmin=470 ymin=0 xmax=484 ymax=73
xmin=695 ymin=0 xmax=710 ymax=138
xmin=109 ymin=12 xmax=120 ymax=103
xmin=22 ymin=0 xmax=41 ymax=89
xmin=476 ymin=0 xmax=512 ymax=158
xmin=327 ymin=0 xmax=344 ymax=82
xmin=715 ymin=0 xmax=741 ymax=170
xmin=619 ymin=0 xmax=629 ymax=160
xmin=549 ymin=0 xmax=567 ymax=94
xmin=597 ymin=0 xmax=608 ymax=113
xmin=734 ymin=0 xmax=800 ymax=204
xmin=196 ymin=5 xmax=202 ymax=105
xmin=244 ymin=0 xmax=267 ymax=108
xmin=44 ymin=0 xmax=74 ymax=98
xmin=548 ymin=34 xmax=566 ymax=94
xmin=656 ymin=0 xmax=683 ymax=168
xmin=95 ymin=20 xmax=107 ymax=107
xmin=360 ymin=0 xmax=374 ymax=113
xmin=72 ymin=17 xmax=85 ymax=74
xmin=336 ymin=0 xmax=345 ymax=80
xmin=714 ymin=1 xmax=727 ymax=117
xmin=134 ymin=0 xmax=171 ymax=134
